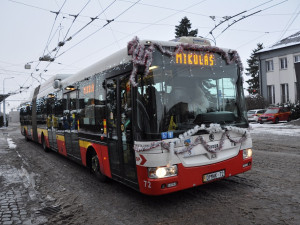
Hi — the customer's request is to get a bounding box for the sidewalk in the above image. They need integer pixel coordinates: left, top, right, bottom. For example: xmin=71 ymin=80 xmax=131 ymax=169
xmin=0 ymin=126 xmax=46 ymax=225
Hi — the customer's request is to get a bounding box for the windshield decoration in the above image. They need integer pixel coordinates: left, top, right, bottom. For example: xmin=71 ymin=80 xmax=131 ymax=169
xmin=134 ymin=124 xmax=249 ymax=154
xmin=127 ymin=36 xmax=243 ymax=87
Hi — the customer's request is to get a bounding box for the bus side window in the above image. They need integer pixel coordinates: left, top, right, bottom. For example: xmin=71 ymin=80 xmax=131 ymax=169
xmin=95 ymin=74 xmax=106 ymax=134
xmin=78 ymin=76 xmax=105 ymax=133
xmin=55 ymin=93 xmax=65 ymax=131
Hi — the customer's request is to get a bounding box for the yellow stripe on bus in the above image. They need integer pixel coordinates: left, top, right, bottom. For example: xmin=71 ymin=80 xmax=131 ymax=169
xmin=79 ymin=140 xmax=91 ymax=149
xmin=56 ymin=135 xmax=65 ymax=142
xmin=37 ymin=128 xmax=48 ymax=137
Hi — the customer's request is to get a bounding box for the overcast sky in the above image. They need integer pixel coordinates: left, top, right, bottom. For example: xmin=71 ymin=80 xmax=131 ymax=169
xmin=1 ymin=0 xmax=300 ymax=112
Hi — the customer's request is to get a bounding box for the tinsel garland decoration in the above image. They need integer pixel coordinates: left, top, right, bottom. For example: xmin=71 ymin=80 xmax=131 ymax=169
xmin=134 ymin=141 xmax=162 ymax=152
xmin=127 ymin=36 xmax=244 ymax=87
xmin=173 ymin=131 xmax=227 ymax=154
xmin=133 ymin=123 xmax=249 ymax=154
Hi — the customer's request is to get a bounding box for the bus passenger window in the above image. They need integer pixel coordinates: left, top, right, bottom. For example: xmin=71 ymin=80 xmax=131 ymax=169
xmin=78 ymin=77 xmax=96 ymax=132
xmin=95 ymin=74 xmax=106 ymax=134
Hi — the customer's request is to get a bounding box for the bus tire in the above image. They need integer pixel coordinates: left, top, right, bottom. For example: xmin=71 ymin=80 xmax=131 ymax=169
xmin=90 ymin=151 xmax=107 ymax=182
xmin=24 ymin=129 xmax=29 ymax=142
xmin=41 ymin=135 xmax=50 ymax=152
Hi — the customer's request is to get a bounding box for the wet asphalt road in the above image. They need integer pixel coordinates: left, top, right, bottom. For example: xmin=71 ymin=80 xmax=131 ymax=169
xmin=0 ymin=123 xmax=299 ymax=225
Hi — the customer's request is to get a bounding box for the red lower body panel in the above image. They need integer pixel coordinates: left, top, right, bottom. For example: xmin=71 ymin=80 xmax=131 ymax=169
xmin=137 ymin=150 xmax=252 ymax=195
xmin=57 ymin=139 xmax=67 ymax=156
xmin=92 ymin=144 xmax=112 ymax=178
xmin=79 ymin=142 xmax=112 ymax=179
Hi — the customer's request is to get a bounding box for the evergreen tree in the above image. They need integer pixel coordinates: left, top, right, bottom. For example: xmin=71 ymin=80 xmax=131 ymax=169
xmin=175 ymin=17 xmax=198 ymax=38
xmin=245 ymin=43 xmax=264 ymax=95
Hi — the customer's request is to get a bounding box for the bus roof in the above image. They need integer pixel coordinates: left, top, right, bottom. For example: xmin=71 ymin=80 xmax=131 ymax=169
xmin=33 ymin=37 xmax=234 ymax=98
xmin=33 ymin=74 xmax=71 ymax=99
xmin=59 ymin=37 xmax=231 ymax=88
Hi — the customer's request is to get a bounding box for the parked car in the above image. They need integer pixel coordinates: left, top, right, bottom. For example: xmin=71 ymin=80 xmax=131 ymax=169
xmin=258 ymin=107 xmax=291 ymax=124
xmin=247 ymin=109 xmax=266 ymax=122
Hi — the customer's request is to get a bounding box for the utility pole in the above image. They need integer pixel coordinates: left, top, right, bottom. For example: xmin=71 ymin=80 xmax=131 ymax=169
xmin=3 ymin=77 xmax=14 ymax=127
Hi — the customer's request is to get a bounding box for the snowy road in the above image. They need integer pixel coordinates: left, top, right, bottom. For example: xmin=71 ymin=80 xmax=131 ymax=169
xmin=1 ymin=123 xmax=299 ymax=225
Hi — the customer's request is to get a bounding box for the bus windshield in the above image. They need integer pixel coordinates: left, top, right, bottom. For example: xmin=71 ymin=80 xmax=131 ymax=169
xmin=136 ymin=48 xmax=247 ymax=140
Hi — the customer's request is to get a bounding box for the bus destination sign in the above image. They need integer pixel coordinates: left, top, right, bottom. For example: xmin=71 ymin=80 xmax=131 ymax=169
xmin=176 ymin=52 xmax=214 ymax=66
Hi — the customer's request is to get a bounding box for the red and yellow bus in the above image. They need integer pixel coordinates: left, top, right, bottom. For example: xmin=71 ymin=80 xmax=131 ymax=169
xmin=20 ymin=36 xmax=252 ymax=195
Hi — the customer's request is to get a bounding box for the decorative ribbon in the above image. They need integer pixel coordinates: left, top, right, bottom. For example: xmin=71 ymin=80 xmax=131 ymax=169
xmin=134 ymin=123 xmax=249 ymax=154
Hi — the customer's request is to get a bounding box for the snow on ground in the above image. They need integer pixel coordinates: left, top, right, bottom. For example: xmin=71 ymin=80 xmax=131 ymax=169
xmin=7 ymin=137 xmax=17 ymax=149
xmin=249 ymin=120 xmax=300 ymax=136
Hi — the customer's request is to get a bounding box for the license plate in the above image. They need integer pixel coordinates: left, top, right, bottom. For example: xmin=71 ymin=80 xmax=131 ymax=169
xmin=208 ymin=144 xmax=219 ymax=150
xmin=203 ymin=170 xmax=225 ymax=182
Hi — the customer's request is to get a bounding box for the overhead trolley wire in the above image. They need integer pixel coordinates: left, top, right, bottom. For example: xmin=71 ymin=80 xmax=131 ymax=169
xmin=63 ymin=0 xmax=117 ymax=43
xmin=217 ymin=10 xmax=263 ymax=38
xmin=49 ymin=0 xmax=93 ymax=58
xmin=27 ymin=0 xmax=91 ymax=85
xmin=55 ymin=0 xmax=208 ymax=73
xmin=118 ymin=0 xmax=211 ymax=18
xmin=43 ymin=0 xmax=116 ymax=62
xmin=207 ymin=0 xmax=276 ymax=38
xmin=211 ymin=0 xmax=288 ymax=40
xmin=24 ymin=0 xmax=116 ymax=85
xmin=276 ymin=3 xmax=300 ymax=42
xmin=55 ymin=0 xmax=141 ymax=59
xmin=8 ymin=0 xmax=50 ymax=12
xmin=42 ymin=0 xmax=68 ymax=56
xmin=33 ymin=0 xmax=112 ymax=83
xmin=62 ymin=0 xmax=91 ymax=43
xmin=8 ymin=0 xmax=94 ymax=20
xmin=97 ymin=0 xmax=120 ymax=49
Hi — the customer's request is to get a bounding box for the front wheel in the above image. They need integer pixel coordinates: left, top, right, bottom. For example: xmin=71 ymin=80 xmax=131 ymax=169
xmin=91 ymin=154 xmax=107 ymax=182
xmin=24 ymin=129 xmax=29 ymax=142
xmin=41 ymin=136 xmax=50 ymax=152
xmin=274 ymin=117 xmax=279 ymax=124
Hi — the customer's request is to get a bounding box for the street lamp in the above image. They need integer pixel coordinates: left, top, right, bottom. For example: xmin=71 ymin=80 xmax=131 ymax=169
xmin=3 ymin=77 xmax=14 ymax=127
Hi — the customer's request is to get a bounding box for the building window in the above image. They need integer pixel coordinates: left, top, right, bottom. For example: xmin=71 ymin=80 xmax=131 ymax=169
xmin=281 ymin=83 xmax=289 ymax=103
xmin=280 ymin=57 xmax=288 ymax=69
xmin=266 ymin=60 xmax=274 ymax=72
xmin=267 ymin=85 xmax=275 ymax=104
xmin=295 ymin=55 xmax=300 ymax=63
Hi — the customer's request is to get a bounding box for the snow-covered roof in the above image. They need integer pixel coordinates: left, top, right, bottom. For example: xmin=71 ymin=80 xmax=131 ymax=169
xmin=257 ymin=31 xmax=300 ymax=54
xmin=30 ymin=74 xmax=72 ymax=99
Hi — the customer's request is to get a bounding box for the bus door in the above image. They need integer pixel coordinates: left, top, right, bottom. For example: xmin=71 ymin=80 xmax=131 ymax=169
xmin=64 ymin=91 xmax=81 ymax=160
xmin=47 ymin=96 xmax=58 ymax=150
xmin=106 ymin=76 xmax=137 ymax=185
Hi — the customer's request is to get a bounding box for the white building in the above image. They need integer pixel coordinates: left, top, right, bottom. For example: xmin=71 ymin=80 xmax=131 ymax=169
xmin=256 ymin=31 xmax=300 ymax=105
xmin=9 ymin=110 xmax=19 ymax=123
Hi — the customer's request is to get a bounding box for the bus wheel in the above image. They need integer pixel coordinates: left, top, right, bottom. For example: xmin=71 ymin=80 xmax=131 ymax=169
xmin=91 ymin=153 xmax=107 ymax=182
xmin=24 ymin=129 xmax=29 ymax=142
xmin=41 ymin=135 xmax=50 ymax=152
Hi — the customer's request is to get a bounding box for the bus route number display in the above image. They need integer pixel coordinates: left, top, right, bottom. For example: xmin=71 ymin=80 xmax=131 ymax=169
xmin=83 ymin=83 xmax=95 ymax=95
xmin=176 ymin=52 xmax=214 ymax=66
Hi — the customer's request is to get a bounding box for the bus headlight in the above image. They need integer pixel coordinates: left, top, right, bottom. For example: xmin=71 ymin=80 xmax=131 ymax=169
xmin=243 ymin=148 xmax=253 ymax=159
xmin=148 ymin=165 xmax=178 ymax=179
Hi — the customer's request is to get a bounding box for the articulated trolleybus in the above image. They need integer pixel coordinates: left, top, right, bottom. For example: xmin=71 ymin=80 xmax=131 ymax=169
xmin=20 ymin=36 xmax=252 ymax=195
